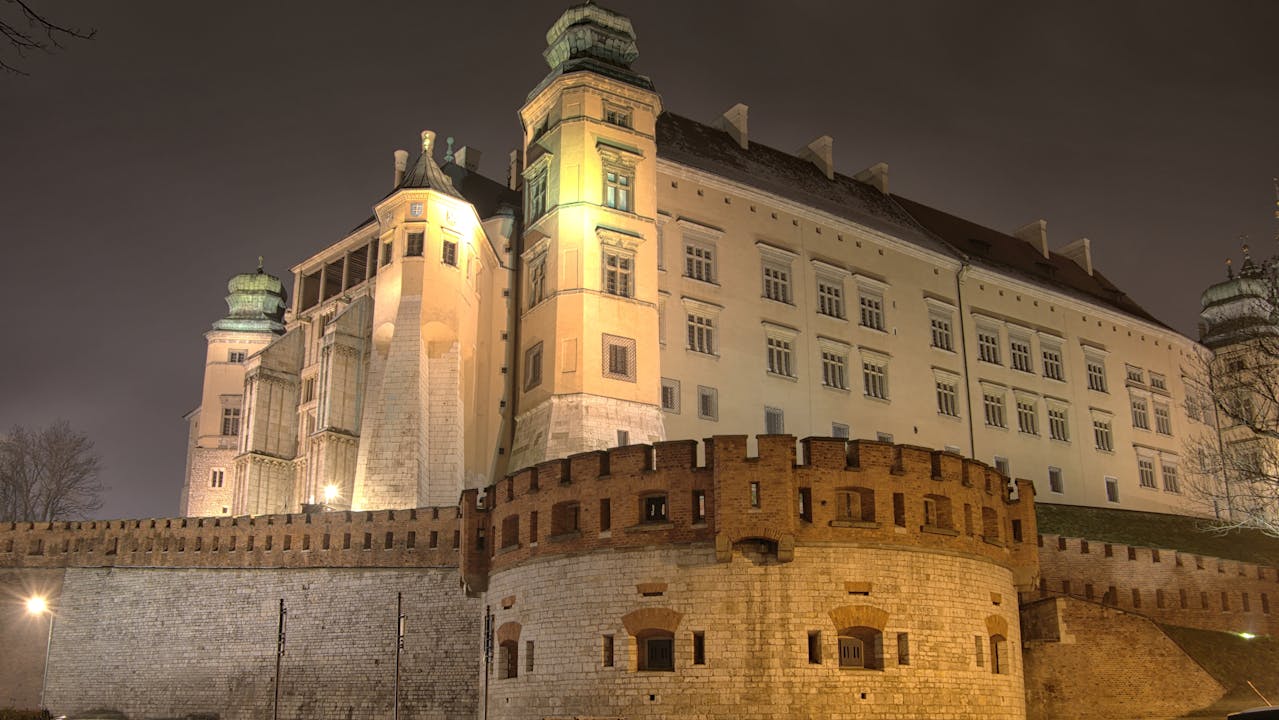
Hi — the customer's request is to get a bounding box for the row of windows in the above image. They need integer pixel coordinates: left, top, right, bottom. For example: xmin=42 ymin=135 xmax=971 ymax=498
xmin=380 ymin=230 xmax=460 ymax=267
xmin=19 ymin=529 xmax=460 ymax=556
xmin=1045 ymin=581 xmax=1272 ymax=615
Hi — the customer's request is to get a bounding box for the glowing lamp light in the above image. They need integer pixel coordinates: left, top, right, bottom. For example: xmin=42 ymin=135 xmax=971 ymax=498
xmin=26 ymin=596 xmax=48 ymax=615
xmin=323 ymin=485 xmax=339 ymax=504
xmin=1238 ymin=632 xmax=1257 ymax=640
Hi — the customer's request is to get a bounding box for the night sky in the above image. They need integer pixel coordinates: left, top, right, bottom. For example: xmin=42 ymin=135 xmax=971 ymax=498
xmin=1 ymin=1 xmax=1276 ymax=520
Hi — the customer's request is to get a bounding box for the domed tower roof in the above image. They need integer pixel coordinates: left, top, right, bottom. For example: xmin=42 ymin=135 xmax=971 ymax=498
xmin=212 ymin=259 xmax=287 ymax=335
xmin=529 ymin=1 xmax=654 ymax=99
xmin=1200 ymin=245 xmax=1278 ymax=349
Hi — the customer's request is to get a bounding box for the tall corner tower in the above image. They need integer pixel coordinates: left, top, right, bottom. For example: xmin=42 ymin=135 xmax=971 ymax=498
xmin=508 ymin=3 xmax=666 ymax=469
xmin=181 ymin=263 xmax=287 ymax=517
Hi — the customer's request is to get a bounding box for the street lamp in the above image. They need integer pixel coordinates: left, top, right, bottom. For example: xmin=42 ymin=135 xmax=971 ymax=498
xmin=322 ymin=484 xmax=339 ymax=505
xmin=26 ymin=595 xmax=54 ymax=713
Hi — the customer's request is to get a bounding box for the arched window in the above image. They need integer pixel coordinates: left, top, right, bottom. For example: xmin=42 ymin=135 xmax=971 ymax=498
xmin=498 ymin=639 xmax=519 ymax=679
xmin=636 ymin=629 xmax=675 ymax=671
xmin=990 ymin=634 xmax=1008 ymax=674
xmin=837 ymin=626 xmax=883 ymax=670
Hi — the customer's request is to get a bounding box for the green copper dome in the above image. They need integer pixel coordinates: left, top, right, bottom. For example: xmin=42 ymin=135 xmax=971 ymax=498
xmin=530 ymin=2 xmax=653 ymax=98
xmin=213 ymin=261 xmax=287 ymax=334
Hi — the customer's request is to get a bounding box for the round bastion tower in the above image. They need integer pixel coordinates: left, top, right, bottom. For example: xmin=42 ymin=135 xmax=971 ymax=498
xmin=462 ymin=436 xmax=1040 ymax=720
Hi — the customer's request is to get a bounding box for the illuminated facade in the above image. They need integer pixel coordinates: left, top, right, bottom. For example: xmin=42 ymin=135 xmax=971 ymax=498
xmin=182 ymin=2 xmax=1207 ymax=519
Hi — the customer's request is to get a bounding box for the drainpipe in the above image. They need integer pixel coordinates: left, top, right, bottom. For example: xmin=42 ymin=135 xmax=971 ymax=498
xmin=954 ymin=261 xmax=978 ymax=460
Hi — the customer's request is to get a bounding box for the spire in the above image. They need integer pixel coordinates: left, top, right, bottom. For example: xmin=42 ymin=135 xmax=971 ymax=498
xmin=393 ymin=129 xmax=462 ymax=198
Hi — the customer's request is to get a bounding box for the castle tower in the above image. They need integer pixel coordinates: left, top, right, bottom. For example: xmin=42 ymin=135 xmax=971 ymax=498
xmin=508 ymin=3 xmax=666 ymax=469
xmin=180 ymin=263 xmax=286 ymax=516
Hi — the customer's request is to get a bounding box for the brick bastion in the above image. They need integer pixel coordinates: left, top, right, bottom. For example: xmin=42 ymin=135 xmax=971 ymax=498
xmin=460 ymin=435 xmax=1040 ymax=720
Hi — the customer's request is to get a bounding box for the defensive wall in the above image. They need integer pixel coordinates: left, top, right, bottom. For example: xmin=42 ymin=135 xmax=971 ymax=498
xmin=462 ymin=435 xmax=1040 ymax=720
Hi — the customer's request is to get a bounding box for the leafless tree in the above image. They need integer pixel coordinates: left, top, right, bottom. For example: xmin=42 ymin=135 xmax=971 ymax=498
xmin=0 ymin=421 xmax=104 ymax=522
xmin=0 ymin=0 xmax=94 ymax=75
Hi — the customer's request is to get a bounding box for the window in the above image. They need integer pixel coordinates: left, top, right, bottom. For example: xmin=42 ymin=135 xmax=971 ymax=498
xmin=897 ymin=633 xmax=910 ymax=666
xmin=1086 ymin=356 xmax=1108 ymax=392
xmin=441 ymin=237 xmax=457 ymax=266
xmin=1131 ymin=395 xmax=1150 ymax=430
xmin=684 ymin=242 xmax=715 ymax=283
xmin=936 ymin=377 xmax=959 ymax=417
xmin=616 ymin=429 xmax=629 ymax=447
xmin=1048 ymin=467 xmax=1064 ymax=494
xmin=1017 ymin=398 xmax=1039 ymax=435
xmin=210 ymin=469 xmax=225 ymax=488
xmin=1105 ymin=476 xmax=1120 ymax=503
xmin=764 ymin=406 xmax=785 ymax=434
xmin=524 ymin=342 xmax=543 ymax=390
xmin=527 ymin=252 xmax=547 ymax=309
xmin=1010 ymin=336 xmax=1033 ymax=372
xmin=527 ymin=170 xmax=548 ymax=221
xmin=808 ymin=631 xmax=822 ymax=664
xmin=990 ymin=635 xmax=1008 ymax=675
xmin=818 ymin=278 xmax=844 ymax=318
xmin=221 ymin=407 xmax=241 ymax=436
xmin=837 ymin=627 xmax=882 ymax=670
xmin=1093 ymin=417 xmax=1113 ymax=451
xmin=698 ymin=386 xmax=718 ymax=420
xmin=1126 ymin=365 xmax=1145 ymax=384
xmin=406 ymin=232 xmax=424 ymax=257
xmin=692 ymin=632 xmax=706 ymax=665
xmin=692 ymin=490 xmax=706 ymax=523
xmin=604 ymin=169 xmax=632 ymax=211
xmin=642 ymin=495 xmax=668 ymax=523
xmin=551 ymin=501 xmax=581 ymax=536
xmin=1042 ymin=342 xmax=1064 ymax=381
xmin=637 ymin=630 xmax=674 ymax=671
xmin=599 ymin=499 xmax=611 ymax=532
xmin=766 ymin=336 xmax=795 ymax=377
xmin=602 ymin=635 xmax=615 ymax=667
xmin=603 ymin=249 xmax=634 ymax=298
xmin=686 ymin=312 xmax=715 ymax=354
xmin=878 ymin=432 xmax=895 ymax=444
xmin=862 ymin=357 xmax=888 ymax=400
xmin=977 ymin=327 xmax=1001 ymax=364
xmin=983 ymin=391 xmax=1007 ymax=429
xmin=1154 ymin=402 xmax=1172 ymax=435
xmin=1150 ymin=372 xmax=1167 ymax=391
xmin=660 ymin=378 xmax=680 ymax=413
xmin=603 ymin=106 xmax=631 ymax=128
xmin=526 ymin=641 xmax=535 ymax=672
xmin=228 ymin=350 xmax=246 ymax=363
xmin=409 ymin=202 xmax=423 ymax=217
xmin=832 ymin=423 xmax=850 ymax=439
xmin=381 ymin=239 xmax=393 ymax=266
xmin=1162 ymin=463 xmax=1180 ymax=493
xmin=930 ymin=312 xmax=954 ymax=351
xmin=749 ymin=481 xmax=761 ymax=508
xmin=1048 ymin=406 xmax=1069 ymax=441
xmin=858 ymin=291 xmax=885 ymax=331
xmin=762 ymin=263 xmax=791 ymax=303
xmin=1138 ymin=458 xmax=1157 ymax=489
xmin=822 ymin=351 xmax=848 ymax=390
xmin=602 ymin=334 xmax=636 ymax=382
xmin=994 ymin=456 xmax=1010 ymax=477
xmin=499 ymin=641 xmax=518 ymax=679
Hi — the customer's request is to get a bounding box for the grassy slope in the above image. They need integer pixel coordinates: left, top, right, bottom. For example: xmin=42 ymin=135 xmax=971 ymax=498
xmin=1161 ymin=624 xmax=1279 ymax=718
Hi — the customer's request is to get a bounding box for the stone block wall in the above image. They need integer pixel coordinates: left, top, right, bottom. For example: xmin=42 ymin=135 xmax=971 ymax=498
xmin=0 ymin=568 xmax=63 ymax=710
xmin=1037 ymin=533 xmax=1279 ymax=636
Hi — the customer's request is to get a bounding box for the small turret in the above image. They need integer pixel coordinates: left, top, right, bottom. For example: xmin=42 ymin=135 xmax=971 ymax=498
xmin=212 ymin=259 xmax=287 ymax=335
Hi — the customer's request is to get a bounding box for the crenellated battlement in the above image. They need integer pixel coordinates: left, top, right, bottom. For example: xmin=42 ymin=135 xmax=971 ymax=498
xmin=0 ymin=506 xmax=461 ymax=570
xmin=460 ymin=435 xmax=1039 ymax=592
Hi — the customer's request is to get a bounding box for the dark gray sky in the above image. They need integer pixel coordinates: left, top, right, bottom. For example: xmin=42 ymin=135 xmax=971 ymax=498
xmin=1 ymin=1 xmax=1276 ymax=520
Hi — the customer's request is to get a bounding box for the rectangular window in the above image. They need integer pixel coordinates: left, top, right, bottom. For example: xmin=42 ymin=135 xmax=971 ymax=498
xmin=878 ymin=432 xmax=895 ymax=444
xmin=406 ymin=232 xmax=424 ymax=257
xmin=528 ymin=170 xmax=548 ymax=221
xmin=808 ymin=631 xmax=822 ymax=664
xmin=1017 ymin=398 xmax=1038 ymax=435
xmin=684 ymin=243 xmax=715 ymax=283
xmin=936 ymin=379 xmax=959 ymax=417
xmin=604 ymin=106 xmax=631 ymax=128
xmin=599 ymin=499 xmax=611 ymax=532
xmin=221 ymin=407 xmax=241 ymax=436
xmin=1048 ymin=407 xmax=1069 ymax=441
xmin=698 ymin=386 xmax=718 ymax=421
xmin=602 ymin=334 xmax=636 ymax=382
xmin=643 ymin=495 xmax=668 ymax=523
xmin=822 ymin=351 xmax=848 ymax=389
xmin=1131 ymin=396 xmax=1150 ymax=430
xmin=817 ymin=279 xmax=844 ymax=318
xmin=749 ymin=481 xmax=761 ymax=508
xmin=692 ymin=632 xmax=706 ymax=665
xmin=1042 ymin=344 xmax=1064 ymax=381
xmin=523 ymin=342 xmax=543 ymax=391
xmin=1093 ymin=418 xmax=1113 ymax=451
xmin=862 ymin=359 xmax=888 ymax=400
xmin=686 ymin=313 xmax=715 ymax=354
xmin=1049 ymin=467 xmax=1064 ymax=494
xmin=831 ymin=423 xmax=850 ymax=439
xmin=1154 ymin=402 xmax=1172 ymax=435
xmin=1162 ymin=463 xmax=1180 ymax=493
xmin=616 ymin=429 xmax=629 ymax=447
xmin=798 ymin=487 xmax=813 ymax=521
xmin=897 ymin=633 xmax=910 ymax=666
xmin=527 ymin=252 xmax=547 ymax=309
xmin=660 ymin=378 xmax=680 ymax=413
xmin=526 ymin=640 xmax=535 ymax=672
xmin=441 ymin=238 xmax=457 ymax=266
xmin=602 ymin=249 xmax=634 ymax=298
xmin=858 ymin=291 xmax=885 ymax=330
xmin=983 ymin=392 xmax=1006 ymax=428
xmin=604 ymin=170 xmax=632 ymax=212
xmin=381 ymin=239 xmax=393 ymax=266
xmin=210 ymin=469 xmax=224 ymax=488
xmin=1150 ymin=372 xmax=1167 ymax=391
xmin=1138 ymin=458 xmax=1157 ymax=488
xmin=603 ymin=635 xmax=615 ymax=667
xmin=930 ymin=313 xmax=954 ymax=351
xmin=1010 ymin=337 xmax=1033 ymax=372
xmin=1105 ymin=476 xmax=1120 ymax=503
xmin=977 ymin=328 xmax=1001 ymax=364
xmin=766 ymin=337 xmax=795 ymax=377
xmin=764 ymin=406 xmax=785 ymax=435
xmin=762 ymin=263 xmax=791 ymax=303
xmin=692 ymin=490 xmax=706 ymax=524
xmin=1087 ymin=357 xmax=1108 ymax=392
xmin=1126 ymin=365 xmax=1145 ymax=383
xmin=228 ymin=350 xmax=247 ymax=363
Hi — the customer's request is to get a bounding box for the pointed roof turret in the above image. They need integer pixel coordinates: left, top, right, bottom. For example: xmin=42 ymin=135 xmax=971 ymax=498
xmin=395 ymin=130 xmax=462 ymax=199
xmin=212 ymin=259 xmax=287 ymax=335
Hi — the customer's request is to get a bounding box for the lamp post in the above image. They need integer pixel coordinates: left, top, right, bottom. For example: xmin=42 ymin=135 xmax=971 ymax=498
xmin=394 ymin=592 xmax=405 ymax=720
xmin=26 ymin=595 xmax=54 ymax=714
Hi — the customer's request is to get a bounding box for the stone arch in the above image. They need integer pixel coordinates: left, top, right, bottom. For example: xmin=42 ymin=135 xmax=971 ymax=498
xmin=621 ymin=607 xmax=683 ymax=636
xmin=496 ymin=621 xmax=522 ymax=645
xmin=984 ymin=614 xmax=1008 ymax=637
xmin=828 ymin=604 xmax=890 ymax=632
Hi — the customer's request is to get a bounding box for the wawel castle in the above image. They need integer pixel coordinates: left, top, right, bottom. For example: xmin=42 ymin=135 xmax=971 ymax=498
xmin=182 ymin=2 xmax=1219 ymax=523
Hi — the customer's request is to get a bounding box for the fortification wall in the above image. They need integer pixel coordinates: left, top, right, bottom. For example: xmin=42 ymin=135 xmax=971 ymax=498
xmin=1037 ymin=533 xmax=1278 ymax=636
xmin=1021 ymin=596 xmax=1225 ymax=720
xmin=43 ymin=566 xmax=479 ymax=720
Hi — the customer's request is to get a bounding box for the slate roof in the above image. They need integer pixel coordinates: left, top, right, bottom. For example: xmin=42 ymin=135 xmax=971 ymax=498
xmin=655 ymin=111 xmax=1174 ymax=332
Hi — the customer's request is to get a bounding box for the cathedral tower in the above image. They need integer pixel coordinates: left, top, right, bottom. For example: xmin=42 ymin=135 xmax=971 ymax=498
xmin=508 ymin=3 xmax=666 ymax=469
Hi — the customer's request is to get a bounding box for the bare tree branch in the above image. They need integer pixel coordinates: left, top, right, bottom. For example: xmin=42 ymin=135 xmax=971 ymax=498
xmin=0 ymin=0 xmax=95 ymax=76
xmin=0 ymin=421 xmax=105 ymax=522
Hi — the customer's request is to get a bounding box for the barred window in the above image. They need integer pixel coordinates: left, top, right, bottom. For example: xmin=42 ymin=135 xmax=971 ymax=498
xmin=1048 ymin=467 xmax=1064 ymax=494
xmin=936 ymin=379 xmax=959 ymax=417
xmin=602 ymin=334 xmax=637 ymax=382
xmin=1042 ymin=344 xmax=1064 ymax=381
xmin=859 ymin=292 xmax=885 ymax=331
xmin=762 ymin=263 xmax=791 ymax=303
xmin=983 ymin=392 xmax=1006 ymax=428
xmin=977 ymin=328 xmax=1001 ymax=364
xmin=1010 ymin=338 xmax=1033 ymax=373
xmin=1149 ymin=372 xmax=1167 ymax=391
xmin=1086 ymin=358 xmax=1108 ymax=392
xmin=930 ymin=314 xmax=954 ymax=351
xmin=1048 ymin=407 xmax=1069 ymax=441
xmin=1017 ymin=399 xmax=1039 ymax=435
xmin=822 ymin=351 xmax=848 ymax=390
xmin=1131 ymin=396 xmax=1150 ymax=430
xmin=767 ymin=337 xmax=794 ymax=377
xmin=684 ymin=243 xmax=715 ymax=283
xmin=862 ymin=359 xmax=888 ymax=400
xmin=1105 ymin=477 xmax=1120 ymax=503
xmin=660 ymin=378 xmax=680 ymax=413
xmin=764 ymin=406 xmax=785 ymax=434
xmin=1154 ymin=402 xmax=1172 ymax=435
xmin=687 ymin=313 xmax=715 ymax=355
xmin=1162 ymin=463 xmax=1180 ymax=493
xmin=1093 ymin=418 xmax=1113 ymax=451
xmin=817 ymin=279 xmax=844 ymax=318
xmin=603 ymin=249 xmax=634 ymax=298
xmin=441 ymin=238 xmax=458 ymax=267
xmin=1138 ymin=458 xmax=1157 ymax=488
xmin=406 ymin=231 xmax=424 ymax=257
xmin=698 ymin=386 xmax=718 ymax=421
xmin=1126 ymin=365 xmax=1145 ymax=383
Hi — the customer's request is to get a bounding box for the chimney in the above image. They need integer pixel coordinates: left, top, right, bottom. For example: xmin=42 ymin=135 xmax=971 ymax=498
xmin=854 ymin=162 xmax=889 ymax=194
xmin=508 ymin=149 xmax=522 ymax=191
xmin=717 ymin=103 xmax=749 ymax=150
xmin=799 ymin=135 xmax=835 ymax=180
xmin=454 ymin=146 xmax=483 ymax=173
xmin=1014 ymin=219 xmax=1049 ymax=259
xmin=1059 ymin=238 xmax=1093 ymax=276
xmin=393 ymin=150 xmax=409 ymax=188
